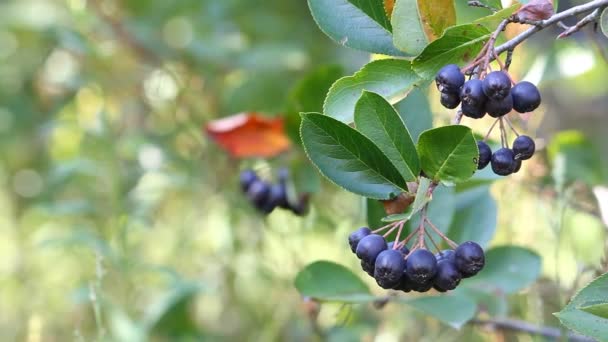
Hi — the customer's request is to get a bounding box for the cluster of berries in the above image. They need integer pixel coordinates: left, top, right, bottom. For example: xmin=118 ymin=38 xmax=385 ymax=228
xmin=348 ymin=228 xmax=485 ymax=293
xmin=435 ymin=64 xmax=541 ymax=176
xmin=240 ymin=169 xmax=307 ymax=215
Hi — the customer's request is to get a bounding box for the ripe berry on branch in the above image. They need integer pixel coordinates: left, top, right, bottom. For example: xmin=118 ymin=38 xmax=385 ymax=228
xmin=406 ymin=249 xmax=437 ymax=284
xmin=455 ymin=241 xmax=485 ymax=278
xmin=511 ymin=81 xmax=541 ymax=113
xmin=356 ymin=234 xmax=387 ymax=264
xmin=485 ymin=94 xmax=513 ymax=118
xmin=348 ymin=227 xmax=371 ymax=253
xmin=477 ymin=141 xmax=492 ymax=170
xmin=435 ymin=64 xmax=465 ymax=93
xmin=491 ymin=148 xmax=516 ymax=176
xmin=374 ymin=249 xmax=407 ymax=289
xmin=512 ymin=135 xmax=536 ymax=160
xmin=482 ymin=71 xmax=512 ymax=101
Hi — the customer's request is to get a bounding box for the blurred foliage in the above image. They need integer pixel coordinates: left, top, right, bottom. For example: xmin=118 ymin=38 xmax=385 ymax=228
xmin=0 ymin=0 xmax=606 ymax=341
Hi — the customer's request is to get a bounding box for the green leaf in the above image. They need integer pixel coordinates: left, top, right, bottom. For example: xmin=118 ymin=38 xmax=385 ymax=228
xmin=447 ymin=186 xmax=496 ymax=248
xmin=399 ymin=294 xmax=477 ymax=329
xmin=381 ymin=213 xmax=410 ymax=222
xmin=354 ymin=91 xmax=420 ymax=181
xmin=366 ymin=197 xmax=386 ymax=228
xmin=555 ymin=272 xmax=608 ymax=341
xmin=413 ymin=24 xmax=491 ymax=80
xmin=394 ymin=87 xmax=433 ymax=141
xmin=548 ymin=130 xmax=604 ymax=187
xmin=417 ymin=125 xmax=478 ymax=184
xmin=474 ymin=4 xmax=521 ymax=29
xmin=409 ymin=177 xmax=432 ymax=217
xmin=308 ymin=0 xmax=406 ymax=56
xmin=285 ymin=65 xmax=344 ymax=145
xmin=294 ymin=261 xmax=375 ymax=302
xmin=392 ymin=0 xmax=456 ymax=55
xmin=300 ymin=113 xmax=407 ymax=199
xmin=465 ymin=246 xmax=541 ymax=294
xmin=477 ymin=0 xmax=503 ymax=10
xmin=324 ymin=59 xmax=422 ymax=123
xmin=580 ymin=302 xmax=608 ymax=319
xmin=601 ymin=8 xmax=608 ymax=38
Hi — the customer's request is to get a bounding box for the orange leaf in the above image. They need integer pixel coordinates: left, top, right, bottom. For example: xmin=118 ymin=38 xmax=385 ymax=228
xmin=205 ymin=113 xmax=291 ymax=158
xmin=384 ymin=0 xmax=395 ymax=17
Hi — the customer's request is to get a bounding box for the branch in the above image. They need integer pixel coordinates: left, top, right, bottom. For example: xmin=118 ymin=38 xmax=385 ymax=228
xmin=495 ymin=0 xmax=608 ymax=56
xmin=472 ymin=318 xmax=595 ymax=342
xmin=557 ymin=8 xmax=602 ymax=38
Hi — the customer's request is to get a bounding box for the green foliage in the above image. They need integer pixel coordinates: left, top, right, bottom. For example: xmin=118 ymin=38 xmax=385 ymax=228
xmin=324 ymin=59 xmax=421 ymax=123
xmin=417 ymin=126 xmax=478 ymax=184
xmin=300 ymin=113 xmax=407 ymax=199
xmin=413 ymin=24 xmax=491 ymax=79
xmin=474 ymin=4 xmax=521 ymax=28
xmin=447 ymin=186 xmax=497 ymax=248
xmin=398 ymin=295 xmax=477 ymax=329
xmin=294 ymin=261 xmax=374 ymax=302
xmin=308 ymin=0 xmax=405 ymax=56
xmin=555 ymin=272 xmax=608 ymax=341
xmin=354 ymin=91 xmax=420 ymax=181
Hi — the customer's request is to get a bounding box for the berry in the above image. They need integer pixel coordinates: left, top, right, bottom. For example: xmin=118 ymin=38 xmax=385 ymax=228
xmin=278 ymin=167 xmax=289 ymax=184
xmin=435 ymin=249 xmax=455 ymax=263
xmin=348 ymin=227 xmax=372 ymax=253
xmin=410 ymin=279 xmax=434 ymax=292
xmin=268 ymin=183 xmax=289 ymax=209
xmin=477 ymin=141 xmax=492 ymax=170
xmin=485 ymin=94 xmax=513 ymax=118
xmin=355 ymin=234 xmax=387 ymax=264
xmin=460 ymin=79 xmax=487 ymax=107
xmin=435 ymin=64 xmax=465 ymax=93
xmin=247 ymin=180 xmax=271 ymax=206
xmin=406 ymin=249 xmax=437 ymax=284
xmin=455 ymin=241 xmax=485 ymax=278
xmin=240 ymin=169 xmax=258 ymax=192
xmin=374 ymin=250 xmax=407 ymax=289
xmin=511 ymin=81 xmax=541 ymax=113
xmin=387 ymin=242 xmax=410 ymax=255
xmin=482 ymin=71 xmax=511 ymax=101
xmin=258 ymin=198 xmax=277 ymax=214
xmin=512 ymin=135 xmax=535 ymax=160
xmin=461 ymin=101 xmax=486 ymax=119
xmin=440 ymin=92 xmax=461 ymax=109
xmin=491 ymin=148 xmax=515 ymax=176
xmin=433 ymin=260 xmax=462 ymax=291
xmin=511 ymin=159 xmax=522 ymax=173
xmin=289 ymin=195 xmax=309 ymax=216
xmin=361 ymin=260 xmax=375 ymax=277
xmin=392 ymin=272 xmax=412 ymax=292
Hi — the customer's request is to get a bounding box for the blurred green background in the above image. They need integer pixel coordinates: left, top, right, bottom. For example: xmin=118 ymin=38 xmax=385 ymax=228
xmin=0 ymin=0 xmax=606 ymax=341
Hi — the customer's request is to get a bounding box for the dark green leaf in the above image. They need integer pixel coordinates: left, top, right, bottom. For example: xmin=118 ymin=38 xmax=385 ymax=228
xmin=601 ymin=8 xmax=608 ymax=38
xmin=465 ymin=246 xmax=541 ymax=294
xmin=394 ymin=87 xmax=433 ymax=141
xmin=447 ymin=186 xmax=496 ymax=248
xmin=548 ymin=130 xmax=604 ymax=187
xmin=417 ymin=125 xmax=478 ymax=184
xmin=354 ymin=91 xmax=420 ymax=181
xmin=555 ymin=272 xmax=608 ymax=341
xmin=399 ymin=294 xmax=477 ymax=329
xmin=308 ymin=0 xmax=405 ymax=56
xmin=392 ymin=0 xmax=456 ymax=55
xmin=324 ymin=59 xmax=422 ymax=123
xmin=367 ymin=197 xmax=387 ymax=228
xmin=381 ymin=213 xmax=410 ymax=222
xmin=300 ymin=113 xmax=407 ymax=199
xmin=413 ymin=24 xmax=491 ymax=80
xmin=294 ymin=261 xmax=375 ymax=302
xmin=286 ymin=65 xmax=344 ymax=145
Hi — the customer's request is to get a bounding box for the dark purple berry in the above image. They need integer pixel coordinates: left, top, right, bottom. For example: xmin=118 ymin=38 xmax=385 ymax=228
xmin=477 ymin=141 xmax=492 ymax=170
xmin=240 ymin=169 xmax=258 ymax=192
xmin=356 ymin=234 xmax=387 ymax=264
xmin=247 ymin=180 xmax=271 ymax=206
xmin=460 ymin=79 xmax=487 ymax=108
xmin=512 ymin=135 xmax=535 ymax=160
xmin=392 ymin=272 xmax=412 ymax=292
xmin=455 ymin=241 xmax=485 ymax=278
xmin=511 ymin=159 xmax=522 ymax=173
xmin=361 ymin=259 xmax=374 ymax=277
xmin=268 ymin=183 xmax=289 ymax=209
xmin=406 ymin=249 xmax=437 ymax=284
xmin=435 ymin=249 xmax=455 ymax=263
xmin=374 ymin=250 xmax=407 ymax=289
xmin=410 ymin=279 xmax=434 ymax=292
xmin=491 ymin=148 xmax=515 ymax=176
xmin=440 ymin=92 xmax=461 ymax=109
xmin=485 ymin=94 xmax=513 ymax=118
xmin=461 ymin=101 xmax=486 ymax=119
xmin=433 ymin=260 xmax=462 ymax=291
xmin=348 ymin=227 xmax=371 ymax=253
xmin=482 ymin=71 xmax=512 ymax=101
xmin=258 ymin=198 xmax=277 ymax=214
xmin=511 ymin=81 xmax=541 ymax=113
xmin=435 ymin=64 xmax=465 ymax=93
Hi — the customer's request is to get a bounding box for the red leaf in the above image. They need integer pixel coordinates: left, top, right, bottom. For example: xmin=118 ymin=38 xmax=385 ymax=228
xmin=514 ymin=0 xmax=554 ymax=22
xmin=205 ymin=113 xmax=291 ymax=158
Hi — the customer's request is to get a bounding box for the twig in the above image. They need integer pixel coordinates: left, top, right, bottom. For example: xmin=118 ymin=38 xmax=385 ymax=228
xmin=558 ymin=8 xmax=603 ymax=38
xmin=504 ymin=116 xmax=520 ymax=137
xmin=499 ymin=117 xmax=507 ymax=147
xmin=494 ymin=0 xmax=608 ymax=56
xmin=471 ymin=318 xmax=595 ymax=342
xmin=504 ymin=49 xmax=514 ymax=71
xmin=424 ymin=218 xmax=458 ymax=249
xmin=392 ymin=221 xmax=405 ymax=249
xmin=480 ymin=19 xmax=510 ymax=78
xmin=372 ymin=221 xmax=398 ymax=234
xmin=452 ymin=108 xmax=464 ymax=125
xmin=424 ymin=227 xmax=442 ymax=252
xmin=484 ymin=118 xmax=500 ymax=142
